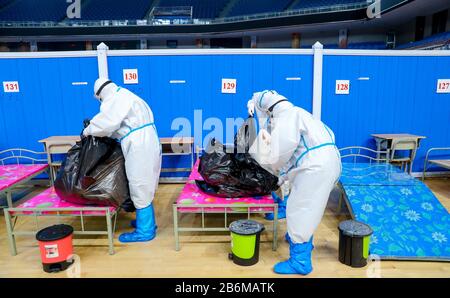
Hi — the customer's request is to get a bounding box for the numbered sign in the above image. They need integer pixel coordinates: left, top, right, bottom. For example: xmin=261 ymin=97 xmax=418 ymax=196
xmin=437 ymin=79 xmax=450 ymax=94
xmin=123 ymin=69 xmax=139 ymax=84
xmin=221 ymin=78 xmax=237 ymax=94
xmin=3 ymin=81 xmax=20 ymax=93
xmin=335 ymin=80 xmax=350 ymax=95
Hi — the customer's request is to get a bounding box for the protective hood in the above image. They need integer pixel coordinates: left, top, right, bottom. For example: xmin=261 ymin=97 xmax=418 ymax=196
xmin=94 ymin=77 xmax=118 ymax=101
xmin=252 ymin=90 xmax=287 ymax=114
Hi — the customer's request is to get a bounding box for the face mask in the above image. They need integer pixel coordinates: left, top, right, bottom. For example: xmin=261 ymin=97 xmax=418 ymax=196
xmin=93 ymin=94 xmax=102 ymax=102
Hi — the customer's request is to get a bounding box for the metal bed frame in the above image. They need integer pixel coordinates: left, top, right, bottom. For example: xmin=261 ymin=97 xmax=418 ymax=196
xmin=1 ymin=149 xmax=118 ymax=256
xmin=172 ymin=146 xmax=279 ymax=251
xmin=339 ymin=146 xmax=390 ymax=164
xmin=173 ymin=204 xmax=278 ymax=251
xmin=337 ymin=146 xmax=390 ymax=214
xmin=4 ymin=206 xmax=118 ymax=256
xmin=422 ymin=147 xmax=450 ymax=180
xmin=0 ymin=149 xmax=49 ymax=209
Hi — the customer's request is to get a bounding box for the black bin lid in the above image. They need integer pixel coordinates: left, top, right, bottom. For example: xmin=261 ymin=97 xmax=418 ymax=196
xmin=229 ymin=220 xmax=264 ymax=235
xmin=36 ymin=224 xmax=74 ymax=242
xmin=338 ymin=220 xmax=373 ymax=237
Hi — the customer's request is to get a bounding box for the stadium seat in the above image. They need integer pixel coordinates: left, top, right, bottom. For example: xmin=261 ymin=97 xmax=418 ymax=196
xmin=0 ymin=0 xmax=371 ymax=22
xmin=0 ymin=0 xmax=13 ymax=9
xmin=80 ymin=0 xmax=153 ymax=20
xmin=291 ymin=0 xmax=365 ymax=10
xmin=158 ymin=0 xmax=229 ymax=19
xmin=348 ymin=41 xmax=387 ymax=49
xmin=0 ymin=0 xmax=67 ymax=21
xmin=396 ymin=31 xmax=450 ymax=49
xmin=227 ymin=0 xmax=292 ymax=17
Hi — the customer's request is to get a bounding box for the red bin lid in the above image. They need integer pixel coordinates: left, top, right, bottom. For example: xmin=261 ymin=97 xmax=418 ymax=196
xmin=36 ymin=224 xmax=74 ymax=242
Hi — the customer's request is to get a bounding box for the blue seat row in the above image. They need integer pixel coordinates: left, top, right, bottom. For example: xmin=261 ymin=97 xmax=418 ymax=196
xmin=0 ymin=0 xmax=13 ymax=8
xmin=227 ymin=0 xmax=292 ymax=17
xmin=291 ymin=0 xmax=365 ymax=10
xmin=158 ymin=0 xmax=229 ymax=19
xmin=0 ymin=0 xmax=67 ymax=21
xmin=396 ymin=31 xmax=450 ymax=49
xmin=0 ymin=0 xmax=372 ymax=21
xmin=80 ymin=0 xmax=152 ymax=20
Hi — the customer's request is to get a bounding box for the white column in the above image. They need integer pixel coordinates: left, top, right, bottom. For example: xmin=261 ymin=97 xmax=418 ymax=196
xmin=97 ymin=42 xmax=109 ymax=79
xmin=312 ymin=41 xmax=323 ymax=120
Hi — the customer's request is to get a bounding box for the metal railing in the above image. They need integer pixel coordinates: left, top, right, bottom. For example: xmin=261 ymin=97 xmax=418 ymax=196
xmin=151 ymin=6 xmax=193 ymax=16
xmin=0 ymin=1 xmax=370 ymax=28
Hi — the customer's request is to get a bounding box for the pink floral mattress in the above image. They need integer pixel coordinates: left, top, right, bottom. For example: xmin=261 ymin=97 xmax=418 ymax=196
xmin=10 ymin=187 xmax=116 ymax=216
xmin=176 ymin=161 xmax=275 ymax=213
xmin=0 ymin=164 xmax=49 ymax=192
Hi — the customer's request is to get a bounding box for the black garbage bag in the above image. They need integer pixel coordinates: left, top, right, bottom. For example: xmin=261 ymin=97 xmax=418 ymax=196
xmin=196 ymin=117 xmax=278 ymax=198
xmin=54 ymin=136 xmax=134 ymax=211
xmin=234 ymin=115 xmax=257 ymax=154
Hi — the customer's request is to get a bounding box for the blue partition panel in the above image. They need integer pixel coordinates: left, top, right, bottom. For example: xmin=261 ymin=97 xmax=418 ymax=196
xmin=107 ymin=54 xmax=313 ymax=147
xmin=0 ymin=53 xmax=313 ymax=177
xmin=0 ymin=54 xmax=313 ymax=150
xmin=2 ymin=52 xmax=448 ymax=174
xmin=322 ymin=55 xmax=450 ymax=172
xmin=0 ymin=56 xmax=99 ymax=151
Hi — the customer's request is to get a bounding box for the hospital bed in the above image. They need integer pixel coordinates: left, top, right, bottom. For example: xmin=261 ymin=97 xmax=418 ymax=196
xmin=422 ymin=147 xmax=450 ymax=180
xmin=173 ymin=149 xmax=278 ymax=251
xmin=2 ymin=150 xmax=118 ymax=256
xmin=0 ymin=149 xmax=49 ymax=208
xmin=338 ymin=146 xmax=449 ymax=261
xmin=4 ymin=187 xmax=119 ymax=256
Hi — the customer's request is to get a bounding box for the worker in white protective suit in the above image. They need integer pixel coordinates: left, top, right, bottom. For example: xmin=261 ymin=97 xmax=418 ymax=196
xmin=249 ymin=98 xmax=290 ymax=221
xmin=248 ymin=90 xmax=341 ymax=275
xmin=83 ymin=78 xmax=162 ymax=243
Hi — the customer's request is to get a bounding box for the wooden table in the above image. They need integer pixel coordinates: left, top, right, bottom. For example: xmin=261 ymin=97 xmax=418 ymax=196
xmin=38 ymin=136 xmax=80 ymax=182
xmin=371 ymin=134 xmax=426 ymax=174
xmin=39 ymin=136 xmax=195 ymax=183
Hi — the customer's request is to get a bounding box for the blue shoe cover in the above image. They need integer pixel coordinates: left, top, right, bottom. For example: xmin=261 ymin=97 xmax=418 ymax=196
xmin=285 ymin=232 xmax=291 ymax=244
xmin=273 ymin=237 xmax=314 ymax=275
xmin=131 ymin=220 xmax=158 ymax=230
xmin=285 ymin=233 xmax=314 ymax=249
xmin=265 ymin=207 xmax=286 ymax=220
xmin=119 ymin=204 xmax=157 ymax=243
xmin=265 ymin=192 xmax=288 ymax=220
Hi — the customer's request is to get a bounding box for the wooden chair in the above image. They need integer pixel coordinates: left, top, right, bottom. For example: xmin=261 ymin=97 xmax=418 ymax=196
xmin=390 ymin=138 xmax=418 ymax=174
xmin=46 ymin=142 xmax=76 ymax=183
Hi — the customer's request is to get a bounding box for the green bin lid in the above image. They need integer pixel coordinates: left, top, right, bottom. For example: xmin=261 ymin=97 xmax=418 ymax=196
xmin=229 ymin=220 xmax=264 ymax=236
xmin=338 ymin=220 xmax=373 ymax=237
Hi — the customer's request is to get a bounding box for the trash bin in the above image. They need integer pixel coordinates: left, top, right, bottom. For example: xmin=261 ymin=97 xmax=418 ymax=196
xmin=228 ymin=220 xmax=265 ymax=266
xmin=338 ymin=220 xmax=373 ymax=268
xmin=36 ymin=224 xmax=74 ymax=273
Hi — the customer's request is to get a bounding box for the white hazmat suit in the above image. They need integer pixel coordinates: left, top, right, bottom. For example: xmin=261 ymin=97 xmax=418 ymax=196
xmin=248 ymin=90 xmax=341 ymax=245
xmin=84 ymin=79 xmax=162 ymax=210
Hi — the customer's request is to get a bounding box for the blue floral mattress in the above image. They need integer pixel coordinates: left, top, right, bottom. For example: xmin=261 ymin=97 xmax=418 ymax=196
xmin=340 ymin=163 xmax=450 ymax=261
xmin=341 ymin=162 xmax=420 ymax=186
